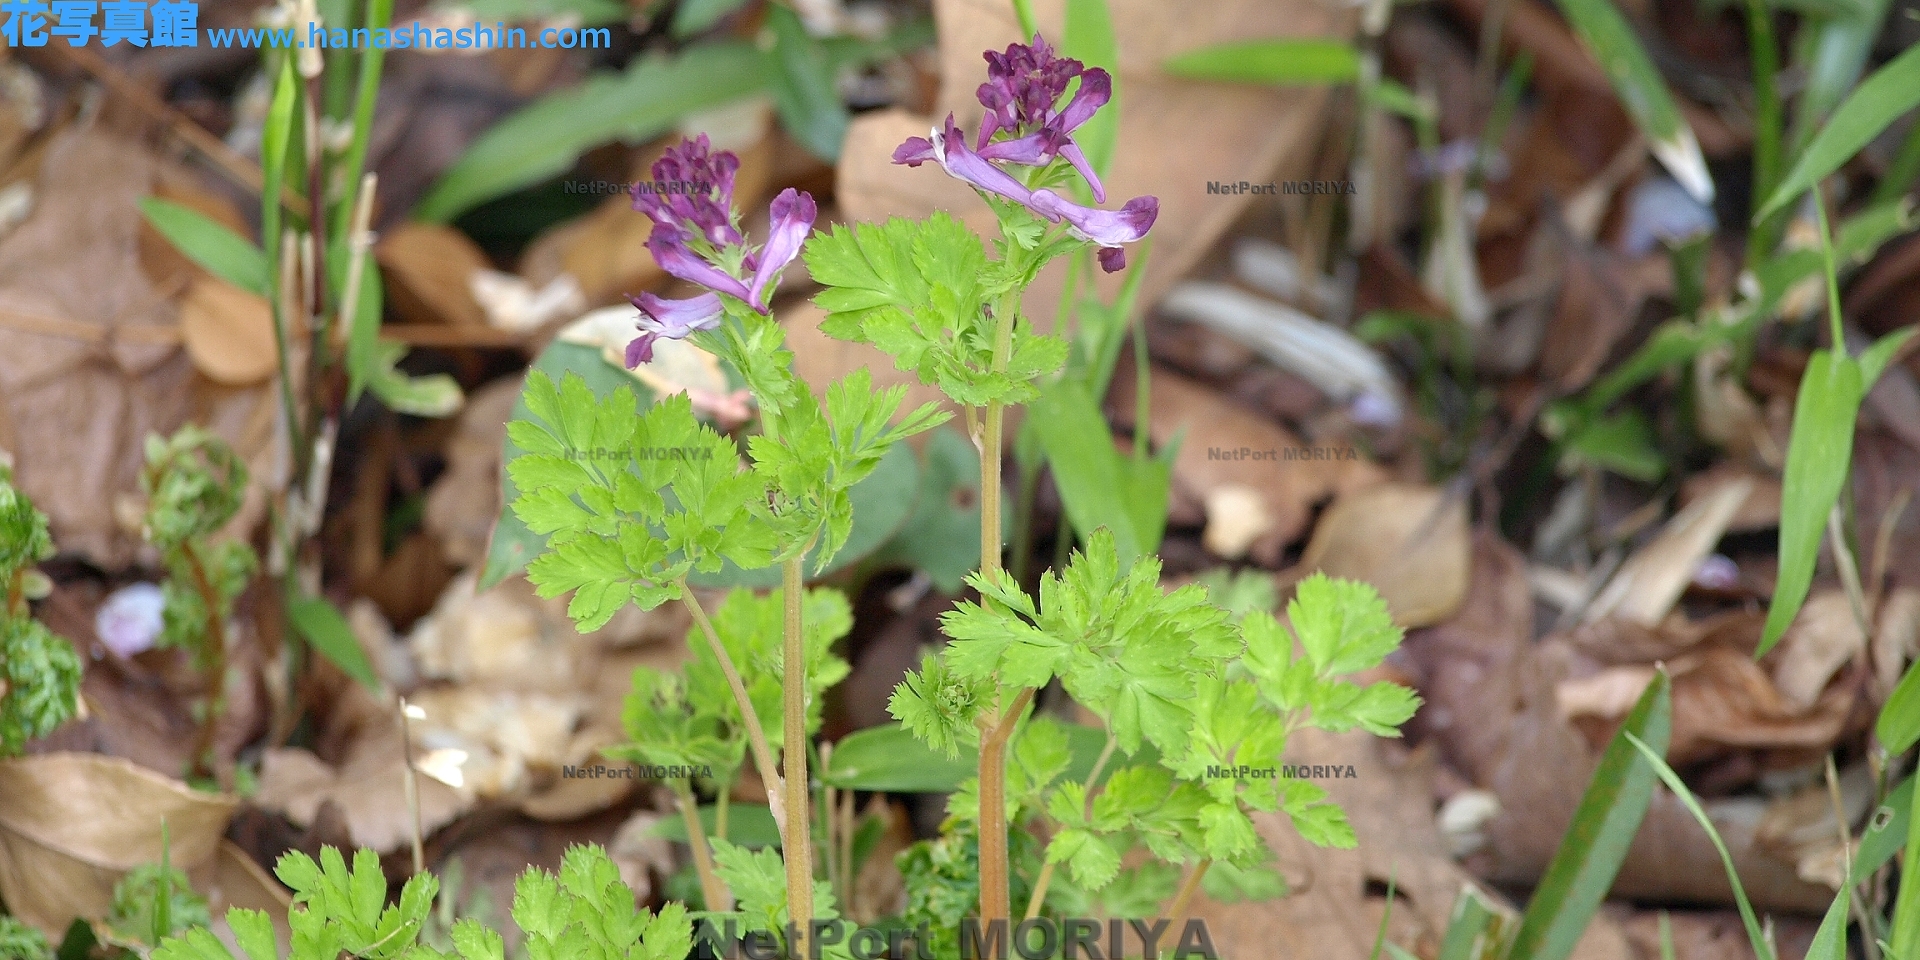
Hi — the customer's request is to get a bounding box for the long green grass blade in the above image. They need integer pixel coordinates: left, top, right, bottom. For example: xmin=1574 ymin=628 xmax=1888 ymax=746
xmin=1855 ymin=773 xmax=1913 ymax=885
xmin=1762 ymin=348 xmax=1863 ymax=655
xmin=1028 ymin=380 xmax=1171 ymax=568
xmin=767 ymin=4 xmax=849 ymax=162
xmin=1889 ymin=769 xmax=1920 ymax=960
xmin=416 ymin=42 xmax=768 ymax=222
xmin=1623 ymin=733 xmax=1777 ymax=960
xmin=1063 ymin=0 xmax=1120 ymax=181
xmin=1508 ymin=672 xmax=1672 ymax=960
xmin=330 ymin=0 xmax=392 ymax=243
xmin=1552 ymin=0 xmax=1712 ymax=202
xmin=1762 ymin=41 xmax=1920 ymax=219
xmin=1162 ymin=39 xmax=1360 ymax=85
xmin=1880 ymin=663 xmax=1920 ymax=754
xmin=138 ymin=199 xmax=269 ymax=296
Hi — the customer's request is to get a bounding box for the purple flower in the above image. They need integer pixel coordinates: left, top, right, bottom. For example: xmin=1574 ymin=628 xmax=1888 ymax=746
xmin=894 ymin=34 xmax=1153 ymax=272
xmin=625 ymin=139 xmax=819 ymax=366
xmin=631 ymin=134 xmax=743 ymax=248
xmin=1027 ymin=190 xmax=1158 ymax=247
xmin=96 ymin=582 xmax=165 ymax=658
xmin=626 ymin=292 xmax=724 ymax=366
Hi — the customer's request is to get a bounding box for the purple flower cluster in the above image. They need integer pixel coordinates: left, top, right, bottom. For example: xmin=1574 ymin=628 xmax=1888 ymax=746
xmin=624 ymin=134 xmax=818 ymax=367
xmin=893 ymin=34 xmax=1155 ymax=272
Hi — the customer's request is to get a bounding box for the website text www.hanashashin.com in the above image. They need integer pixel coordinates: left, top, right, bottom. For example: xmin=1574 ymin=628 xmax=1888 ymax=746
xmin=1 ymin=2 xmax=609 ymax=49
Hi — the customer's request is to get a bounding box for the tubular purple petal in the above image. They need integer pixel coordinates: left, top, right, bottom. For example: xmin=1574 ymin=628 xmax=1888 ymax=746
xmin=647 ymin=226 xmax=753 ymax=303
xmin=1055 ymin=68 xmax=1110 ymax=134
xmin=1057 ymin=141 xmax=1107 ymax=203
xmin=893 ymin=136 xmax=937 ymax=166
xmin=625 ymin=332 xmax=658 ymax=367
xmin=748 ymin=188 xmax=818 ymax=311
xmin=933 ymin=115 xmax=1036 ymax=206
xmin=630 ymin=291 xmax=725 ymax=338
xmin=1027 ymin=190 xmax=1157 ymax=246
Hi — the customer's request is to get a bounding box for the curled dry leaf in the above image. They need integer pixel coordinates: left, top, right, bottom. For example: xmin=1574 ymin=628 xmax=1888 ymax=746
xmin=1754 ymin=764 xmax=1873 ymax=889
xmin=1299 ymin=482 xmax=1470 ymax=628
xmin=1110 ymin=365 xmax=1386 ymax=564
xmin=1873 ymin=588 xmax=1920 ymax=699
xmin=1408 ymin=534 xmax=1835 ymax=912
xmin=1583 ymin=477 xmax=1753 ymax=627
xmin=375 ymin=221 xmax=492 ymax=327
xmin=181 ymin=277 xmax=279 ymax=386
xmin=0 ymin=752 xmax=238 ymax=935
xmin=1771 ymin=591 xmax=1866 ymax=711
xmin=1679 ymin=464 xmax=1781 ymax=534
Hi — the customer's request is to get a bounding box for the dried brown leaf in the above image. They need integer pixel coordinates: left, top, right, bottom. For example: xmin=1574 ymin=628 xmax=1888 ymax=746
xmin=1300 ymin=482 xmax=1470 ymax=627
xmin=375 ymin=222 xmax=491 ymax=327
xmin=181 ymin=277 xmax=278 ymax=386
xmin=0 ymin=752 xmax=238 ymax=935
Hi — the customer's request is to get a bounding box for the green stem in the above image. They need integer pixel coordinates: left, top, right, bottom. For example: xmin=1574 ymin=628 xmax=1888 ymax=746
xmin=679 ymin=581 xmax=786 ymax=833
xmin=977 ymin=687 xmax=1033 ymax=936
xmin=1744 ymin=0 xmax=1783 ymax=268
xmin=1813 ymin=188 xmax=1846 ymax=353
xmin=1024 ymin=860 xmax=1055 ymax=920
xmin=677 ymin=780 xmax=733 ymax=911
xmin=975 ymin=286 xmax=1026 ymax=937
xmin=180 ymin=541 xmax=228 ymax=783
xmin=1165 ymin=860 xmax=1212 ymax=936
xmin=782 ymin=555 xmax=814 ymax=952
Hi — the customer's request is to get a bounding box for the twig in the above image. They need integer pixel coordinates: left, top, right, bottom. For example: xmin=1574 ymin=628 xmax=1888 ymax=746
xmin=399 ymin=697 xmax=424 ymax=876
xmin=1829 ymin=506 xmax=1873 ymax=643
xmin=53 ymin=43 xmax=306 ymax=214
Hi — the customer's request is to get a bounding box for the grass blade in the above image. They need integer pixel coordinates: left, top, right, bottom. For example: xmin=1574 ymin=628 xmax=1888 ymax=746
xmin=1063 ymin=0 xmax=1120 ymax=181
xmin=1623 ymin=732 xmax=1777 ymax=960
xmin=138 ymin=198 xmax=269 ymax=296
xmin=1507 ymin=672 xmax=1672 ymax=960
xmin=1890 ymin=767 xmax=1920 ymax=960
xmin=1162 ymin=39 xmax=1360 ymax=84
xmin=416 ymin=42 xmax=768 ymax=222
xmin=1880 ymin=663 xmax=1920 ymax=754
xmin=1854 ymin=773 xmax=1913 ymax=885
xmin=1761 ymin=41 xmax=1920 ymax=218
xmin=287 ymin=594 xmax=380 ymax=690
xmin=1762 ymin=348 xmax=1863 ymax=655
xmin=1028 ymin=379 xmax=1171 ymax=568
xmin=767 ymin=4 xmax=849 ymax=162
xmin=1551 ymin=0 xmax=1713 ymax=202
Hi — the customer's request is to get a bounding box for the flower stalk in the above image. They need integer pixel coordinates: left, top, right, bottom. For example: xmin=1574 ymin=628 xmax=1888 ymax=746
xmin=679 ymin=579 xmax=788 ymax=833
xmin=782 ymin=554 xmax=815 ymax=954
